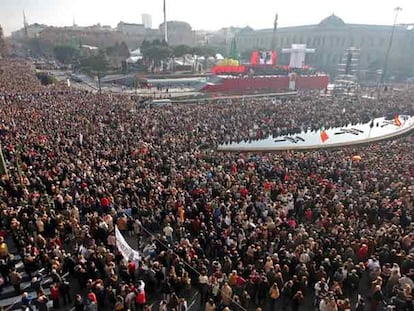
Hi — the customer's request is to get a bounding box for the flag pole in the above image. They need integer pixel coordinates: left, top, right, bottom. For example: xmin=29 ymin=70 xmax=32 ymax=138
xmin=381 ymin=7 xmax=402 ymax=84
xmin=0 ymin=145 xmax=8 ymax=180
xmin=15 ymin=145 xmax=25 ymax=189
xmin=163 ymin=0 xmax=168 ymax=43
xmin=368 ymin=119 xmax=374 ymax=138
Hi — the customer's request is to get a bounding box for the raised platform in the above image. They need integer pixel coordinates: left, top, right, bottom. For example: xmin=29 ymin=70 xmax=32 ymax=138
xmin=172 ymin=91 xmax=298 ymax=104
xmin=218 ymin=115 xmax=414 ymax=152
xmin=202 ymin=75 xmax=329 ymax=93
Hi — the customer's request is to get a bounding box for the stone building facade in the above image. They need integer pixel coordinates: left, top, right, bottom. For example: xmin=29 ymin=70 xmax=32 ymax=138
xmin=159 ymin=21 xmax=195 ymax=46
xmin=34 ymin=24 xmax=162 ymax=51
xmin=117 ymin=22 xmax=146 ymax=36
xmin=11 ymin=23 xmax=47 ymax=39
xmin=235 ymin=15 xmax=414 ymax=80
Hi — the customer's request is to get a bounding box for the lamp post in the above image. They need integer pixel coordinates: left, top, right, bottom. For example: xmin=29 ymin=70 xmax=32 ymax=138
xmin=98 ymin=72 xmax=102 ymax=105
xmin=381 ymin=7 xmax=402 ymax=84
xmin=163 ymin=0 xmax=168 ymax=43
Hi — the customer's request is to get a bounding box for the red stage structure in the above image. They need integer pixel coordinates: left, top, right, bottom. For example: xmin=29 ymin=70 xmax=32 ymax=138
xmin=204 ymin=50 xmax=329 ymax=93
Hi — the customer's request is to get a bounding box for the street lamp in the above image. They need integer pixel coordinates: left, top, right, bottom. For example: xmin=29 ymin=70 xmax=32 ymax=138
xmin=97 ymin=72 xmax=102 ymax=105
xmin=381 ymin=7 xmax=402 ymax=84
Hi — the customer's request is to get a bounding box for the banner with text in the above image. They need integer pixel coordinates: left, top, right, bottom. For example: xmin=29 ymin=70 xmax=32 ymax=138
xmin=115 ymin=226 xmax=141 ymax=262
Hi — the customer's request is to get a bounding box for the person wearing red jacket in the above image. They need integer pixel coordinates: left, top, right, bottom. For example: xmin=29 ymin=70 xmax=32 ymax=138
xmin=128 ymin=260 xmax=136 ymax=282
xmin=357 ymin=243 xmax=369 ymax=262
xmin=135 ymin=289 xmax=146 ymax=311
xmin=50 ymin=283 xmax=60 ymax=310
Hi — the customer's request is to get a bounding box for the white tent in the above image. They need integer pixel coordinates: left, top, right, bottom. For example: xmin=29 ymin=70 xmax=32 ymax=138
xmin=130 ymin=48 xmax=141 ymax=57
xmin=126 ymin=56 xmax=142 ymax=63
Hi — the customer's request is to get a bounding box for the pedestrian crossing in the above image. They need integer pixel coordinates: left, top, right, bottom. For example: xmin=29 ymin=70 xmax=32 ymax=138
xmin=0 ymin=254 xmax=52 ymax=310
xmin=0 ymin=234 xmax=53 ymax=311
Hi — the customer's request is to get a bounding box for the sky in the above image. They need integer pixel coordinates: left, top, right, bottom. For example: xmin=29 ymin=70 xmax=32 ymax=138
xmin=1 ymin=0 xmax=413 ymax=36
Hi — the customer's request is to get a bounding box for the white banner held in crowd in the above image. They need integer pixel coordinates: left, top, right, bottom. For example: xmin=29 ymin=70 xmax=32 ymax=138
xmin=115 ymin=226 xmax=141 ymax=262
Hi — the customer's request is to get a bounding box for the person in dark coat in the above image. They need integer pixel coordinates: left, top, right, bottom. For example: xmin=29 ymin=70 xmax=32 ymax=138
xmin=74 ymin=294 xmax=85 ymax=311
xmin=59 ymin=280 xmax=72 ymax=305
xmin=35 ymin=290 xmax=49 ymax=311
xmin=281 ymin=280 xmax=294 ymax=311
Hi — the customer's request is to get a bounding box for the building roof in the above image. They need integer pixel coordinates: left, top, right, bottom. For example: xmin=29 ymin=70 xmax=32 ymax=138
xmin=319 ymin=14 xmax=346 ymax=27
xmin=347 ymin=24 xmax=401 ymax=31
xmin=248 ymin=25 xmax=317 ymax=34
xmin=118 ymin=22 xmax=144 ymax=27
xmin=238 ymin=26 xmax=254 ymax=34
xmin=159 ymin=21 xmax=192 ymax=29
xmin=236 ymin=14 xmax=410 ymax=36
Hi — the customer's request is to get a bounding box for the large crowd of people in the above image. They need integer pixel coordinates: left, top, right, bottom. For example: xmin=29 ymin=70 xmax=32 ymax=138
xmin=0 ymin=59 xmax=414 ymax=311
xmin=0 ymin=60 xmax=44 ymax=95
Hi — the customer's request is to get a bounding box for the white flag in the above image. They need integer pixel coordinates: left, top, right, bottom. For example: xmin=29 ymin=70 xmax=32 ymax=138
xmin=115 ymin=226 xmax=140 ymax=262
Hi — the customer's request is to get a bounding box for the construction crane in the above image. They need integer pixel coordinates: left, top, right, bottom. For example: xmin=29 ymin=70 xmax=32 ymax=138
xmin=271 ymin=13 xmax=278 ymax=52
xmin=381 ymin=7 xmax=402 ymax=84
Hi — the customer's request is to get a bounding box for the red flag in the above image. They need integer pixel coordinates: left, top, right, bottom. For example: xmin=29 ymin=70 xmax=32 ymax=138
xmin=250 ymin=51 xmax=259 ymax=65
xmin=320 ymin=126 xmax=329 ymax=143
xmin=272 ymin=51 xmax=278 ymax=65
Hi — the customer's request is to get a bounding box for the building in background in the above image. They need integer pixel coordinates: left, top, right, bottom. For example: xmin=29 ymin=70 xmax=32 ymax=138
xmin=117 ymin=22 xmax=146 ymax=36
xmin=13 ymin=22 xmax=162 ymax=53
xmin=7 ymin=14 xmax=413 ymax=80
xmin=159 ymin=21 xmax=195 ymax=46
xmin=142 ymin=14 xmax=152 ymax=29
xmin=235 ymin=14 xmax=414 ymax=80
xmin=207 ymin=27 xmax=245 ymax=46
xmin=11 ymin=23 xmax=47 ymax=39
xmin=38 ymin=25 xmax=120 ymax=48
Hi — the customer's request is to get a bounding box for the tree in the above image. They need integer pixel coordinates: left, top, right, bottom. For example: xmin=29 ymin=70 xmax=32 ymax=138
xmin=191 ymin=46 xmax=218 ymax=73
xmin=191 ymin=46 xmax=217 ymax=58
xmin=106 ymin=41 xmax=130 ymax=58
xmin=36 ymin=72 xmax=57 ymax=85
xmin=140 ymin=40 xmax=172 ymax=70
xmin=106 ymin=42 xmax=118 ymax=56
xmin=141 ymin=39 xmax=151 ymax=49
xmin=80 ymin=50 xmax=110 ymax=73
xmin=118 ymin=41 xmax=130 ymax=58
xmin=172 ymin=45 xmax=192 ymax=70
xmin=25 ymin=38 xmax=54 ymax=58
xmin=80 ymin=50 xmax=110 ymax=102
xmin=0 ymin=25 xmax=8 ymax=57
xmin=147 ymin=45 xmax=172 ymax=66
xmin=229 ymin=38 xmax=240 ymax=62
xmin=53 ymin=45 xmax=79 ymax=64
xmin=172 ymin=45 xmax=192 ymax=58
xmin=151 ymin=39 xmax=168 ymax=47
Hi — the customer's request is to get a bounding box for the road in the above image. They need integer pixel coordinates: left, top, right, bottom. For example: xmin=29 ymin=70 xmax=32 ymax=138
xmin=49 ymin=70 xmax=203 ymax=98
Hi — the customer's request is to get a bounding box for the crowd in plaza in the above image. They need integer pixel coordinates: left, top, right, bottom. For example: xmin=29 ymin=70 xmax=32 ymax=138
xmin=0 ymin=58 xmax=414 ymax=311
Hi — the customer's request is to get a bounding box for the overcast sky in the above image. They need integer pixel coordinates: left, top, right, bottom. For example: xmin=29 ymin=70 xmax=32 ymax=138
xmin=1 ymin=0 xmax=413 ymax=35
